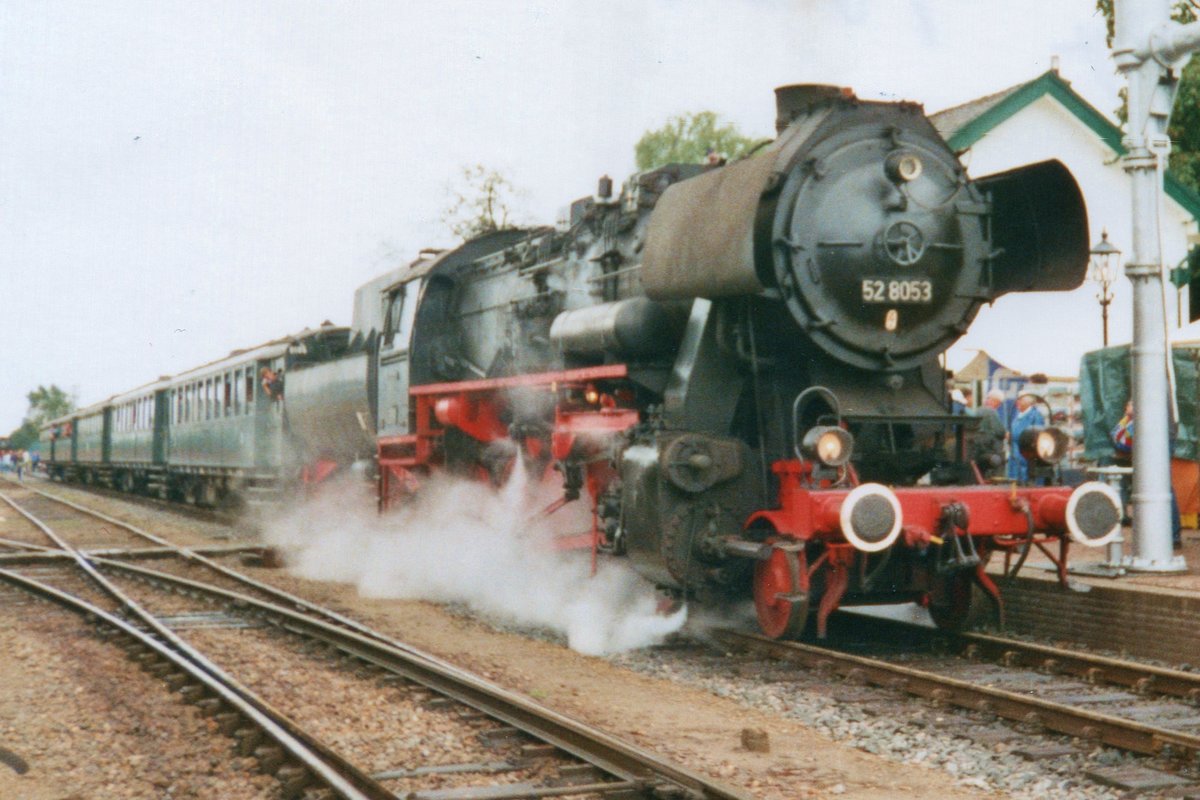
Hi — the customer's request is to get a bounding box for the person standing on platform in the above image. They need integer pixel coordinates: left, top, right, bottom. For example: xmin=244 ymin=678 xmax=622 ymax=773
xmin=971 ymin=389 xmax=1007 ymax=479
xmin=1112 ymin=399 xmax=1182 ymax=548
xmin=1007 ymin=394 xmax=1044 ymax=483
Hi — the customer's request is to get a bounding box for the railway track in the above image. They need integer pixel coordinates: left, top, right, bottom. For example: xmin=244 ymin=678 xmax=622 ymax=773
xmin=27 ymin=470 xmax=248 ymax=527
xmin=714 ymin=624 xmax=1200 ymax=766
xmin=0 ymin=484 xmax=751 ymax=800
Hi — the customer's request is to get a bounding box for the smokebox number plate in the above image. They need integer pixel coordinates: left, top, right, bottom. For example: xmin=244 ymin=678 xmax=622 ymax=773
xmin=861 ymin=279 xmax=932 ymax=304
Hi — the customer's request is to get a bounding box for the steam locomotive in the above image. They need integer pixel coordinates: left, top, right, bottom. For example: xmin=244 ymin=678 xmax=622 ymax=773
xmin=43 ymin=84 xmax=1124 ymax=638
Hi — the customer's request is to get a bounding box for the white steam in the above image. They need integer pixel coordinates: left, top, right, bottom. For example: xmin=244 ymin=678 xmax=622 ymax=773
xmin=263 ymin=462 xmax=686 ymax=655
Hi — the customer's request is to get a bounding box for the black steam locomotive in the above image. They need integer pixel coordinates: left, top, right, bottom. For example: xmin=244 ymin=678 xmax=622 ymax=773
xmin=44 ymin=85 xmax=1124 ymax=638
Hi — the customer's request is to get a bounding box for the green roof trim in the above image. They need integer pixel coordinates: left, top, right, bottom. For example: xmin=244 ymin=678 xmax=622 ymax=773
xmin=943 ymin=70 xmax=1200 ymax=221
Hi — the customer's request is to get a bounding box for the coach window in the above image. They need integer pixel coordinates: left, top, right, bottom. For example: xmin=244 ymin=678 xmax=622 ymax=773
xmin=224 ymin=372 xmax=232 ymax=416
xmin=245 ymin=371 xmax=255 ymax=413
xmin=233 ymin=369 xmax=242 ymax=414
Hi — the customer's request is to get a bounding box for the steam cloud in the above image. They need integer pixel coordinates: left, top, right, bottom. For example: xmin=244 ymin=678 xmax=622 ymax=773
xmin=263 ymin=461 xmax=687 ymax=655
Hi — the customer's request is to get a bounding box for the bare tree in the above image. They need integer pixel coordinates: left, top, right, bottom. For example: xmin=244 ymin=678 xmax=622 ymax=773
xmin=442 ymin=165 xmax=527 ymax=240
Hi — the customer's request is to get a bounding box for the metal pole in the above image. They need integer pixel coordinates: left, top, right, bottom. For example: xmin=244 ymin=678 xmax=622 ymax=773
xmin=1113 ymin=0 xmax=1192 ymax=571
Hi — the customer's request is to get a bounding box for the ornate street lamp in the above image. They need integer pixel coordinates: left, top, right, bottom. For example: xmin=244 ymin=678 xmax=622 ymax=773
xmin=1089 ymin=229 xmax=1120 ymax=347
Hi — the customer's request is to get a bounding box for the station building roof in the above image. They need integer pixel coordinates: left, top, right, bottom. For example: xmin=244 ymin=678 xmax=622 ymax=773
xmin=930 ymin=68 xmax=1200 ymax=221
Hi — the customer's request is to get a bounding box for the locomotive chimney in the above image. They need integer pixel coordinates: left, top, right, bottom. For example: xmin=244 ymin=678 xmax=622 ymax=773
xmin=774 ymin=84 xmax=854 ymax=135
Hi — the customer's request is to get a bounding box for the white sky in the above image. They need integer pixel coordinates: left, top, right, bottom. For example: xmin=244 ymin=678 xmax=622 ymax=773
xmin=1 ymin=0 xmax=1124 ymax=431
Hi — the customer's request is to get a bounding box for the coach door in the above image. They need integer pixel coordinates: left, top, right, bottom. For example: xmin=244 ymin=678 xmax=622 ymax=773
xmin=101 ymin=408 xmax=112 ymax=463
xmin=153 ymin=390 xmax=169 ymax=465
xmin=253 ymin=359 xmax=279 ymax=468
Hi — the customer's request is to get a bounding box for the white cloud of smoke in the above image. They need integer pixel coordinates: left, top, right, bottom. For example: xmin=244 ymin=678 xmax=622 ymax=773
xmin=264 ymin=462 xmax=686 ymax=655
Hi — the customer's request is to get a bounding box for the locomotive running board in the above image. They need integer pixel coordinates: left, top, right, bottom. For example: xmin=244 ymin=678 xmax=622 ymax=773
xmin=409 ymin=364 xmax=628 ymax=395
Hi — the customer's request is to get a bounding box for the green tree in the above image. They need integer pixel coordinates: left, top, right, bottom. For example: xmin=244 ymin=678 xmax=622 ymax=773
xmin=634 ymin=111 xmax=761 ymax=172
xmin=8 ymin=385 xmax=75 ymax=449
xmin=442 ymin=165 xmax=526 ymax=241
xmin=1096 ymin=0 xmax=1200 ymax=192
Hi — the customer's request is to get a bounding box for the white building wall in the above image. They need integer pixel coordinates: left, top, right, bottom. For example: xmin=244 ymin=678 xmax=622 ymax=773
xmin=945 ymin=94 xmax=1198 ymax=377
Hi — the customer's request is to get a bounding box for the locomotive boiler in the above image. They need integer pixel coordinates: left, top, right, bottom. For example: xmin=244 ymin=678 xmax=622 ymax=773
xmin=348 ymin=84 xmax=1124 ymax=638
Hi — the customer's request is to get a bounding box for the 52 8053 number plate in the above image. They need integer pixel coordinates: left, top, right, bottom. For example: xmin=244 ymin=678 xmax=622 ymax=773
xmin=861 ymin=279 xmax=932 ymax=304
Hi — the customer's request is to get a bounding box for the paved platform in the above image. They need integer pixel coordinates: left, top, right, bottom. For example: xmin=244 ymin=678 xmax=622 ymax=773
xmin=984 ymin=527 xmax=1200 ymax=663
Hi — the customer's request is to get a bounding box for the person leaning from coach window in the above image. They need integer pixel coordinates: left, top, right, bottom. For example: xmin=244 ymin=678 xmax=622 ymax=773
xmin=260 ymin=367 xmax=284 ymax=401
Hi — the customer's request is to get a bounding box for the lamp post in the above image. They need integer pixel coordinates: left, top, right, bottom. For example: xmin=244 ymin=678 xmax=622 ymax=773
xmin=1090 ymin=230 xmax=1120 ymax=347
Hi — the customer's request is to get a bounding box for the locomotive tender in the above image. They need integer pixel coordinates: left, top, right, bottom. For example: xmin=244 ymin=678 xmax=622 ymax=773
xmin=43 ymin=84 xmax=1125 ymax=638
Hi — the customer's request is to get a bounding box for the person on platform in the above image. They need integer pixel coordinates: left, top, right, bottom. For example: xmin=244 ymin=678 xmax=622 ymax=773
xmin=970 ymin=389 xmax=1008 ymax=479
xmin=1112 ymin=399 xmax=1182 ymax=548
xmin=1007 ymin=394 xmax=1045 ymax=483
xmin=950 ymin=388 xmax=968 ymax=416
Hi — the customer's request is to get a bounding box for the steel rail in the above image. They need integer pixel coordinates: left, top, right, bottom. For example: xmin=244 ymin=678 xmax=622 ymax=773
xmin=0 ymin=544 xmax=261 ymax=566
xmin=956 ymin=631 xmax=1200 ymax=703
xmin=99 ymin=557 xmax=752 ymax=800
xmin=714 ymin=629 xmax=1200 ymax=759
xmin=0 ymin=568 xmax=391 ymax=800
xmin=0 ymin=490 xmax=397 ymax=800
xmin=12 ymin=482 xmax=401 ymax=641
xmin=2 ymin=472 xmax=239 ymax=525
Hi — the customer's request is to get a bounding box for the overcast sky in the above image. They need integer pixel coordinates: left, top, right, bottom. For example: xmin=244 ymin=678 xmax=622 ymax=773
xmin=0 ymin=1 xmax=1123 ymax=431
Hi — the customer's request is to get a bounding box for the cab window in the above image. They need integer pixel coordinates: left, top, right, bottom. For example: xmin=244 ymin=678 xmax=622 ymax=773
xmin=383 ymin=286 xmax=406 ymax=348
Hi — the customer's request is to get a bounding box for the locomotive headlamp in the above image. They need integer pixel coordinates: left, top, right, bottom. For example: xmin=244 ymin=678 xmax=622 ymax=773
xmin=885 ymin=151 xmax=923 ymax=184
xmin=801 ymin=426 xmax=854 ymax=467
xmin=1018 ymin=427 xmax=1070 ymax=465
